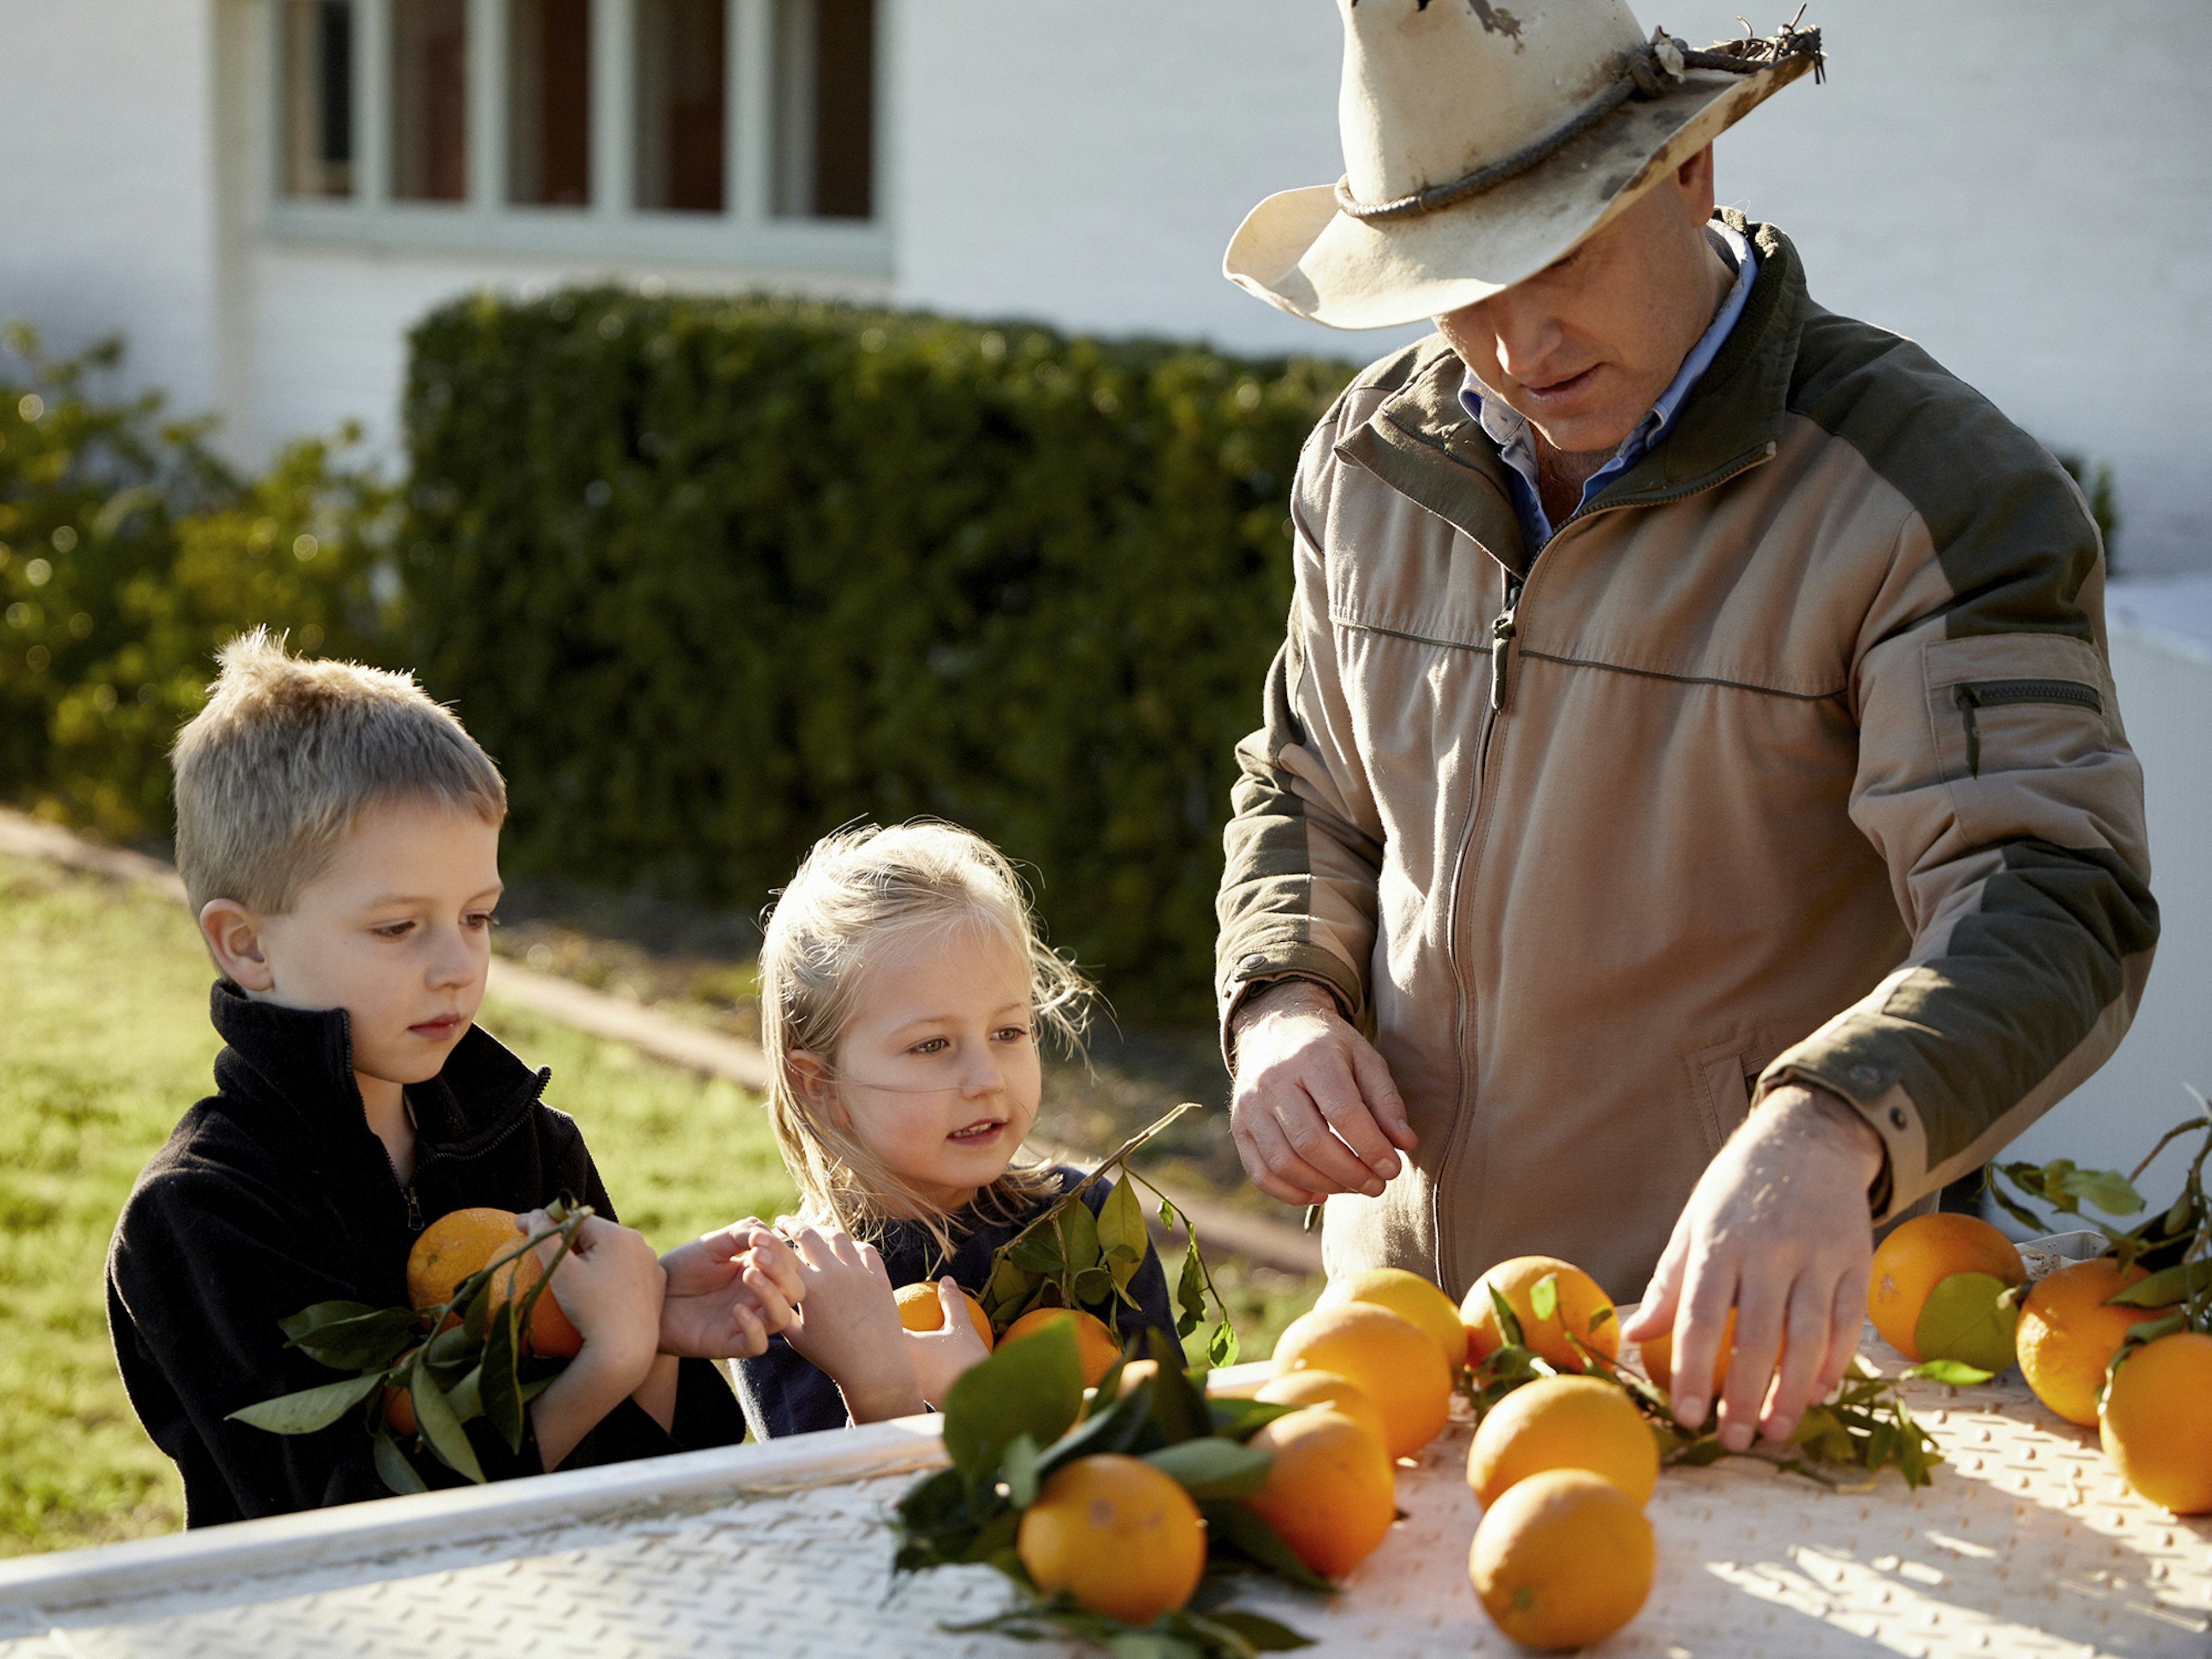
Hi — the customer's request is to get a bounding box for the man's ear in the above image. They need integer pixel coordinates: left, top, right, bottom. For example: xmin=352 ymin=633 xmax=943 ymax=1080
xmin=200 ymin=899 xmax=277 ymax=993
xmin=787 ymin=1050 xmax=845 ymax=1126
xmin=1674 ymin=142 xmax=1717 ymax=222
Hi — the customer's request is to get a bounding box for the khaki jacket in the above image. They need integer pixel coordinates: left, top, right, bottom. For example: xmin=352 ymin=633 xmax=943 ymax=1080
xmin=1215 ymin=216 xmax=2157 ymax=1301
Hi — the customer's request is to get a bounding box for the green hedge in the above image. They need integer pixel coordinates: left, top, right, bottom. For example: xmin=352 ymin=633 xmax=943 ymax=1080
xmin=0 ymin=330 xmax=393 ymax=839
xmin=400 ymin=292 xmax=1354 ymax=1014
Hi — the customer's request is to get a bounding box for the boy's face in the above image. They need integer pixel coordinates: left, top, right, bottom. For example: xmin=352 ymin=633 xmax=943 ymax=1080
xmin=201 ymin=798 xmax=502 ymax=1090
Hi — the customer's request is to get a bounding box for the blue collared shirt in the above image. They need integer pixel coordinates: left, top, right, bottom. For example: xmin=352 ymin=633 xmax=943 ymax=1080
xmin=1458 ymin=221 xmax=1756 ymax=552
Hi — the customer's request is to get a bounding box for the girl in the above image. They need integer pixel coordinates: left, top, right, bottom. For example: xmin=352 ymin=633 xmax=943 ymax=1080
xmin=733 ymin=821 xmax=1179 ymax=1437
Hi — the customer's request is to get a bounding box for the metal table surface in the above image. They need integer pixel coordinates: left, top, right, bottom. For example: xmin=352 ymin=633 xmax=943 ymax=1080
xmin=1 ymin=1338 xmax=2207 ymax=1658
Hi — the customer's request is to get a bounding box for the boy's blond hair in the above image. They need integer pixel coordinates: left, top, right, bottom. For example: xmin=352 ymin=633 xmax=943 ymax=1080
xmin=172 ymin=628 xmax=506 ymax=913
xmin=760 ymin=821 xmax=1091 ymax=1256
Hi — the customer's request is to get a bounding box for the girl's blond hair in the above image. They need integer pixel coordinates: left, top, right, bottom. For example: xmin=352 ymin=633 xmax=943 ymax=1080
xmin=759 ymin=821 xmax=1092 ymax=1253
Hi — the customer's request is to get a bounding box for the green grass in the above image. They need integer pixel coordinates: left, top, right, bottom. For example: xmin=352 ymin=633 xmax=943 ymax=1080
xmin=0 ymin=851 xmax=1312 ymax=1558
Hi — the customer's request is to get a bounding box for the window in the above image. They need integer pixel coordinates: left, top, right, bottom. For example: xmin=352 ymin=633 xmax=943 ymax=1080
xmin=392 ymin=0 xmax=469 ymax=202
xmin=281 ymin=0 xmax=354 ymax=198
xmin=267 ymin=0 xmax=886 ymax=271
xmin=773 ymin=0 xmax=873 ymax=219
xmin=509 ymin=0 xmax=593 ymax=206
xmin=635 ymin=0 xmax=726 ymax=212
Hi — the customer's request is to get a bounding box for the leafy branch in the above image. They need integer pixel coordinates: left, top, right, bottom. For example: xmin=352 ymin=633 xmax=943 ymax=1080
xmin=226 ymin=1198 xmax=590 ymax=1493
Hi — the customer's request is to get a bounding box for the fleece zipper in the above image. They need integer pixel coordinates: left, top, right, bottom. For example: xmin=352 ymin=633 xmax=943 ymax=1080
xmin=1952 ymin=679 xmax=2103 ymax=777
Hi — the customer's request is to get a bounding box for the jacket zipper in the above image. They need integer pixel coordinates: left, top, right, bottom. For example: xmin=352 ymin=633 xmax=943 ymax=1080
xmin=1951 ymin=679 xmax=2103 ymax=777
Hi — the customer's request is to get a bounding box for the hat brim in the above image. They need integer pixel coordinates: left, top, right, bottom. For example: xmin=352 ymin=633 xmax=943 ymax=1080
xmin=1225 ymin=59 xmax=1813 ymax=331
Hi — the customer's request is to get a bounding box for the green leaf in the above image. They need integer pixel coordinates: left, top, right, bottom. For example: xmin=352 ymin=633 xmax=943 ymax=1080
xmin=445 ymin=1362 xmax=483 ymax=1425
xmin=1001 ymin=1433 xmax=1040 ymax=1509
xmin=1198 ymin=1501 xmax=1332 ymax=1592
xmin=1206 ymin=1319 xmax=1240 ymax=1370
xmin=280 ymin=1304 xmax=422 ymax=1372
xmin=410 ymin=1364 xmax=486 ymax=1484
xmin=1529 ymin=1273 xmax=1558 ymax=1324
xmin=1036 ymin=1378 xmax=1157 ymax=1481
xmin=1207 ymin=1397 xmax=1301 ymax=1442
xmin=1486 ymin=1285 xmax=1526 ymax=1349
xmin=278 ymin=1301 xmax=376 ymax=1343
xmin=1176 ymin=1234 xmax=1209 ymax=1338
xmin=2109 ymin=1259 xmax=2211 ymax=1306
xmin=1587 ymin=1304 xmax=1615 ymax=1332
xmin=1145 ymin=1329 xmax=1209 ymax=1446
xmin=942 ymin=1320 xmax=1084 ymax=1486
xmin=1058 ymin=1198 xmax=1103 ymax=1275
xmin=1904 ymin=1359 xmax=1995 ymax=1387
xmin=1194 ymin=1610 xmax=1316 ymax=1653
xmin=1144 ymin=1437 xmax=1273 ymax=1500
xmin=480 ymin=1304 xmax=525 ymax=1452
xmin=2055 ymin=1166 xmax=2145 ymax=1216
xmin=1010 ymin=1230 xmax=1065 ymax=1275
xmin=1097 ymin=1175 xmax=1149 ymax=1272
xmin=373 ymin=1433 xmax=427 ymax=1496
xmin=2120 ymin=1313 xmax=2188 ymax=1349
xmin=225 ymin=1370 xmax=384 ymax=1435
xmin=1914 ymin=1272 xmax=2018 ymax=1374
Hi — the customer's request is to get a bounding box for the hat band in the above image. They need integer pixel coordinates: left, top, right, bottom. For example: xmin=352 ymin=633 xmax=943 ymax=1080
xmin=1332 ymin=20 xmax=1823 ymax=225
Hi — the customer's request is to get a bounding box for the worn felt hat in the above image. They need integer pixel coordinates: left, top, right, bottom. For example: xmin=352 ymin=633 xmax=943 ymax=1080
xmin=1225 ymin=2 xmax=1823 ymax=329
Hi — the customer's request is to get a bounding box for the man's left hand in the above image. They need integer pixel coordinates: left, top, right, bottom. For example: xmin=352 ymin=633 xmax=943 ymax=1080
xmin=1619 ymin=1085 xmax=1885 ymax=1452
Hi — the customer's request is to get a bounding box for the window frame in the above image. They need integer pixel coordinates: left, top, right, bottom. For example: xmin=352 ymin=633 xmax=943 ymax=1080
xmin=263 ymin=0 xmax=891 ymax=275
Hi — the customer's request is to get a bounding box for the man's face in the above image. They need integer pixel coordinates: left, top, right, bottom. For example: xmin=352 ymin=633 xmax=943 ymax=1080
xmin=1435 ymin=148 xmax=1725 ymax=458
xmin=217 ymin=798 xmax=503 ymax=1090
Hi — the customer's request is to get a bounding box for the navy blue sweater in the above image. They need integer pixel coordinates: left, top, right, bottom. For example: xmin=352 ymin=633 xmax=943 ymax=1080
xmin=732 ymin=1166 xmax=1179 ymax=1438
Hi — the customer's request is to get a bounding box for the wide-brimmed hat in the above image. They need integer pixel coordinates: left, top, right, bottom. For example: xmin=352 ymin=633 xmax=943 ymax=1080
xmin=1225 ymin=3 xmax=1822 ymax=330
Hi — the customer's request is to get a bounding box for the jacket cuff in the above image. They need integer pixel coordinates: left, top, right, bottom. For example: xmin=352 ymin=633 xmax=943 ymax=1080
xmin=1758 ymin=1050 xmax=1926 ymax=1225
xmin=1217 ymin=940 xmax=1365 ymax=1073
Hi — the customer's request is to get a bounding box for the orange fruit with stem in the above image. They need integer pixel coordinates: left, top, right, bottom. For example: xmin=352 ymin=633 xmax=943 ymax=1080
xmin=1467 ymin=1375 xmax=1659 ymax=1508
xmin=1240 ymin=1408 xmax=1397 ymax=1578
xmin=893 ymin=1281 xmax=995 ymax=1351
xmin=2017 ymin=1258 xmax=2177 ymax=1426
xmin=1016 ymin=1453 xmax=1205 ymax=1621
xmin=1001 ymin=1306 xmax=1122 ymax=1386
xmin=405 ymin=1207 xmax=583 ymax=1359
xmin=1272 ymin=1302 xmax=1452 ymax=1458
xmin=1461 ymin=1256 xmax=1619 ymax=1374
xmin=2100 ymin=1331 xmax=2212 ymax=1514
xmin=1469 ymin=1468 xmax=1655 ymax=1650
xmin=1866 ymin=1213 xmax=2024 ymax=1361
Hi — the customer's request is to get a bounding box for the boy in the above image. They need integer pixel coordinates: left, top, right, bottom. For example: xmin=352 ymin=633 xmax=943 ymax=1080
xmin=107 ymin=631 xmax=800 ymax=1525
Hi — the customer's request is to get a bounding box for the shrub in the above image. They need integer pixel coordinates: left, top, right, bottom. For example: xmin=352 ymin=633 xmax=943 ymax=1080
xmin=0 ymin=329 xmax=396 ymax=839
xmin=400 ymin=291 xmax=1354 ymax=1014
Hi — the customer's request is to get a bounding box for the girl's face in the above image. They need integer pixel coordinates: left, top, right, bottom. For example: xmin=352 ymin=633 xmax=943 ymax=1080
xmin=801 ymin=918 xmax=1042 ymax=1214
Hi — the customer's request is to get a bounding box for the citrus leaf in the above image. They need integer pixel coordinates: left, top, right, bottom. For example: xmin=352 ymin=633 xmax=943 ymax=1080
xmin=1176 ymin=1234 xmax=1209 ymax=1336
xmin=1058 ymin=1198 xmax=1103 ymax=1277
xmin=480 ymin=1304 xmax=525 ymax=1452
xmin=373 ymin=1433 xmax=427 ymax=1496
xmin=1010 ymin=1230 xmax=1065 ymax=1275
xmin=1914 ymin=1272 xmax=2018 ymax=1373
xmin=2055 ymin=1166 xmax=2145 ymax=1216
xmin=280 ymin=1304 xmax=422 ymax=1372
xmin=1588 ymin=1304 xmax=1615 ymax=1332
xmin=1207 ymin=1397 xmax=1301 ymax=1441
xmin=1529 ymin=1273 xmax=1558 ymax=1324
xmin=1192 ymin=1610 xmax=1316 ymax=1653
xmin=1145 ymin=1329 xmax=1209 ymax=1445
xmin=1036 ymin=1377 xmax=1156 ymax=1480
xmin=943 ymin=1320 xmax=1083 ymax=1487
xmin=2109 ymin=1259 xmax=2210 ymax=1306
xmin=225 ymin=1370 xmax=384 ymax=1434
xmin=411 ymin=1365 xmax=486 ymax=1483
xmin=1198 ymin=1501 xmax=1332 ymax=1592
xmin=1001 ymin=1433 xmax=1040 ymax=1509
xmin=1145 ymin=1437 xmax=1273 ymax=1500
xmin=1904 ymin=1359 xmax=1995 ymax=1387
xmin=278 ymin=1300 xmax=376 ymax=1342
xmin=1096 ymin=1174 xmax=1148 ymax=1270
xmin=1486 ymin=1285 xmax=1525 ymax=1349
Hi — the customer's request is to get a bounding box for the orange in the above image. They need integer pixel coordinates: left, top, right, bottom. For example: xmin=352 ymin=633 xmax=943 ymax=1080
xmin=1016 ymin=1453 xmax=1205 ymax=1622
xmin=382 ymin=1347 xmax=421 ymax=1437
xmin=2018 ymin=1259 xmax=2177 ymax=1426
xmin=405 ymin=1207 xmax=584 ymax=1359
xmin=1255 ymin=1369 xmax=1391 ymax=1457
xmin=1002 ymin=1307 xmax=1122 ymax=1387
xmin=1466 ymin=1376 xmax=1658 ymax=1508
xmin=1272 ymin=1302 xmax=1452 ymax=1458
xmin=2100 ymin=1331 xmax=2212 ymax=1514
xmin=1638 ymin=1308 xmax=1738 ymax=1406
xmin=1461 ymin=1256 xmax=1619 ymax=1374
xmin=1318 ymin=1268 xmax=1467 ymax=1373
xmin=893 ymin=1281 xmax=995 ymax=1351
xmin=1240 ymin=1408 xmax=1397 ymax=1578
xmin=1867 ymin=1213 xmax=2024 ymax=1361
xmin=1469 ymin=1468 xmax=1655 ymax=1652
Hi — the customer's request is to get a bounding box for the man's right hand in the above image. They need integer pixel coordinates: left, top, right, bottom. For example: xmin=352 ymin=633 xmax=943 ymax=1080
xmin=1228 ymin=980 xmax=1416 ymax=1206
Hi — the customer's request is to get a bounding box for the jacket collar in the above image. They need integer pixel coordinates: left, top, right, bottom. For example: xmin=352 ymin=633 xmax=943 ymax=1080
xmin=209 ymin=980 xmax=551 ymax=1167
xmin=1335 ymin=213 xmax=1808 ymax=575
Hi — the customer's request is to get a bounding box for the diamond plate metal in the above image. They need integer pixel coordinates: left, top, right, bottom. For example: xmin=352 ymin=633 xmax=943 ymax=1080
xmin=3 ymin=1336 xmax=2207 ymax=1658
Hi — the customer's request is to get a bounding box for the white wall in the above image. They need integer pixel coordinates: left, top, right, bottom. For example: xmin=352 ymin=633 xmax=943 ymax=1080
xmin=1999 ymin=578 xmax=2212 ymax=1217
xmin=0 ymin=0 xmax=228 ymax=426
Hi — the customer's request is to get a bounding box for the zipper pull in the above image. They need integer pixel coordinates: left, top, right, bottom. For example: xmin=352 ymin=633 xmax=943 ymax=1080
xmin=403 ymin=1184 xmax=423 ymax=1233
xmin=1490 ymin=607 xmax=1518 ymax=713
xmin=1952 ymin=684 xmax=1982 ymax=778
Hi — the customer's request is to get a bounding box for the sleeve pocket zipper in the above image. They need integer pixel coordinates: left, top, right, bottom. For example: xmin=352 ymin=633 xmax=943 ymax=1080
xmin=1951 ymin=678 xmax=2103 ymax=778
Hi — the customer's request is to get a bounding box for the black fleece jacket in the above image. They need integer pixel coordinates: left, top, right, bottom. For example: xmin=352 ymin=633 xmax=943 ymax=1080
xmin=105 ymin=982 xmax=744 ymax=1527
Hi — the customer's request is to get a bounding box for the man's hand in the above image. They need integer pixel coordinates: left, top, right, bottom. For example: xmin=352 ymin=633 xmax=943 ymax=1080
xmin=1619 ymin=1085 xmax=1885 ymax=1452
xmin=658 ymin=1219 xmax=805 ymax=1360
xmin=1228 ymin=979 xmax=1416 ymax=1206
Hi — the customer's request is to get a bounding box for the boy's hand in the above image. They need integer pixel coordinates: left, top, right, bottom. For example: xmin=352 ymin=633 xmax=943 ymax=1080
xmin=517 ymin=1210 xmax=666 ymax=1468
xmin=778 ymin=1223 xmax=922 ymax=1423
xmin=904 ymin=1277 xmax=991 ymax=1408
xmin=659 ymin=1221 xmax=804 ymax=1359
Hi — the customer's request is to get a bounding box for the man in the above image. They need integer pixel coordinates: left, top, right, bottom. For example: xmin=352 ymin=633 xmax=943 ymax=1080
xmin=1213 ymin=2 xmax=2154 ymax=1455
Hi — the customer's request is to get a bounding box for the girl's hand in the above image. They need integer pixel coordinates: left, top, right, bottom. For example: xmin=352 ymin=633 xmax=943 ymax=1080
xmin=659 ymin=1220 xmax=804 ymax=1359
xmin=778 ymin=1224 xmax=922 ymax=1423
xmin=516 ymin=1210 xmax=666 ymax=1467
xmin=904 ymin=1277 xmax=992 ymax=1408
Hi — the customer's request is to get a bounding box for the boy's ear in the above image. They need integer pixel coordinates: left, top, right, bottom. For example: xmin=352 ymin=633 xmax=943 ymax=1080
xmin=786 ymin=1051 xmax=844 ymax=1126
xmin=199 ymin=899 xmax=276 ymax=993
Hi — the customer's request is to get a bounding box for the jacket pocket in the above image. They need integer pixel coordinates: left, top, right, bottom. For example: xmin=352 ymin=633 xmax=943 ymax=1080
xmin=1682 ymin=1039 xmax=1756 ymax=1155
xmin=1949 ymin=679 xmax=2104 ymax=779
